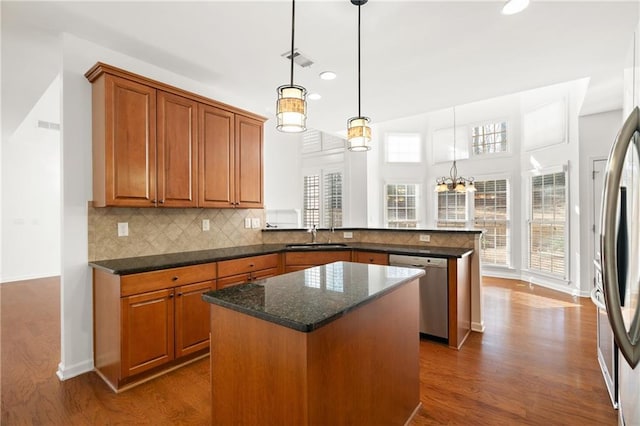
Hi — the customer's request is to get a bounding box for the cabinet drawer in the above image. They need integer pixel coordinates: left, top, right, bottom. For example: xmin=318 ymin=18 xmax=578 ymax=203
xmin=121 ymin=262 xmax=217 ymax=297
xmin=217 ymin=254 xmax=279 ymax=278
xmin=354 ymin=251 xmax=389 ymax=265
xmin=285 ymin=250 xmax=352 ymax=266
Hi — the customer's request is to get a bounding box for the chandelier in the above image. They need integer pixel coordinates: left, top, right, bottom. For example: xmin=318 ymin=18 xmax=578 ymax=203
xmin=435 ymin=107 xmax=475 ymax=193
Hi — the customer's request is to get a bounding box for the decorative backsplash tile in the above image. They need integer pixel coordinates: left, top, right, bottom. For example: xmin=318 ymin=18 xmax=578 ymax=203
xmin=88 ymin=205 xmax=265 ymax=261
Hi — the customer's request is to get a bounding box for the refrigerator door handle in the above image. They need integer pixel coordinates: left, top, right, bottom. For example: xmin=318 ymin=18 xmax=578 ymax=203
xmin=601 ymin=106 xmax=640 ymax=368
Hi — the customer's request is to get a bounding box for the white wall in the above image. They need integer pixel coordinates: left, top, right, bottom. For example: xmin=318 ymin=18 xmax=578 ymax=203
xmin=263 ymin=125 xmax=302 ymax=211
xmin=577 ymin=109 xmax=623 ymax=297
xmin=1 ymin=77 xmax=61 ymax=282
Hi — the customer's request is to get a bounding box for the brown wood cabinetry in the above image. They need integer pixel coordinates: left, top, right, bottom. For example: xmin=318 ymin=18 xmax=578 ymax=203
xmin=93 ymin=262 xmax=216 ymax=392
xmin=86 ymin=62 xmax=265 ymax=209
xmin=91 ymin=74 xmax=157 ymax=207
xmin=353 ymin=251 xmax=389 ymax=265
xmin=284 ymin=250 xmax=352 ymax=273
xmin=217 ymin=254 xmax=279 ymax=289
xmin=157 ymin=91 xmax=198 ymax=207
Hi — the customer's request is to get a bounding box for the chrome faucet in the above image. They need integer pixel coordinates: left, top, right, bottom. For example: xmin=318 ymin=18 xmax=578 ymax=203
xmin=309 ymin=224 xmax=317 ymax=243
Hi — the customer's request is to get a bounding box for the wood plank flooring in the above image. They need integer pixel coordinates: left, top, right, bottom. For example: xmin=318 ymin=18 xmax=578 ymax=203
xmin=1 ymin=276 xmax=617 ymax=425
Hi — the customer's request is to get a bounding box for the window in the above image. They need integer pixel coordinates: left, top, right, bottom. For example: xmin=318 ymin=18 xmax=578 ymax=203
xmin=528 ymin=171 xmax=567 ymax=278
xmin=324 ymin=172 xmax=342 ymax=228
xmin=303 ymin=175 xmax=320 ymax=227
xmin=437 ymin=191 xmax=467 ymax=228
xmin=474 ymin=179 xmax=509 ymax=266
xmin=386 ymin=184 xmax=418 ymax=228
xmin=303 ymin=170 xmax=343 ymax=228
xmin=385 ymin=133 xmax=421 ymax=163
xmin=472 ymin=121 xmax=507 ymax=155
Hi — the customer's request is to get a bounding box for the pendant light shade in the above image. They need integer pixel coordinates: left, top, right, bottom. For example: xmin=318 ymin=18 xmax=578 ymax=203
xmin=276 ymin=0 xmax=307 ymax=133
xmin=347 ymin=116 xmax=371 ymax=151
xmin=347 ymin=0 xmax=371 ymax=152
xmin=276 ymin=84 xmax=307 ymax=132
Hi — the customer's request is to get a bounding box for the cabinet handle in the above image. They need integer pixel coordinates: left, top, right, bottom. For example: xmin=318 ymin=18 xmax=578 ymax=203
xmin=159 ymin=200 xmax=165 ymax=204
xmin=177 ymin=292 xmax=183 ymax=297
xmin=249 ymin=264 xmax=255 ymax=268
xmin=172 ymin=276 xmax=179 ymax=281
xmin=169 ymin=293 xmax=174 ymax=298
xmin=151 ymin=199 xmax=157 ymax=204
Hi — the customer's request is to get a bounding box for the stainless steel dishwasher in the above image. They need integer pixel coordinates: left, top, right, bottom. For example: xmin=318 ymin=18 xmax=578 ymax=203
xmin=389 ymin=254 xmax=448 ymax=339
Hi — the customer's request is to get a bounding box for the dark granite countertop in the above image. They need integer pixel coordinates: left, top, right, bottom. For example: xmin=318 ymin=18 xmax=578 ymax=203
xmin=202 ymin=261 xmax=425 ymax=332
xmin=89 ymin=243 xmax=473 ymax=275
xmin=263 ymin=227 xmax=483 ymax=234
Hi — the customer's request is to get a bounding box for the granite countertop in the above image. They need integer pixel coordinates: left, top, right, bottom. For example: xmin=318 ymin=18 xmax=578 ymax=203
xmin=202 ymin=261 xmax=425 ymax=332
xmin=89 ymin=243 xmax=473 ymax=275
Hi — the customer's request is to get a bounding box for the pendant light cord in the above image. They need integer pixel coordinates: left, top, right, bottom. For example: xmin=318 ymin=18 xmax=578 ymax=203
xmin=290 ymin=0 xmax=296 ymax=87
xmin=357 ymin=3 xmax=362 ymax=117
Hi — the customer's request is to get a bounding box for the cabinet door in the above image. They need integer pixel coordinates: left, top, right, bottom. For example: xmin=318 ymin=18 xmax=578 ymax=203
xmin=104 ymin=75 xmax=157 ymax=207
xmin=175 ymin=281 xmax=214 ymax=358
xmin=235 ymin=115 xmax=264 ymax=208
xmin=354 ymin=251 xmax=389 ymax=265
xmin=199 ymin=104 xmax=235 ymax=208
xmin=157 ymin=91 xmax=198 ymax=207
xmin=121 ymin=288 xmax=174 ymax=378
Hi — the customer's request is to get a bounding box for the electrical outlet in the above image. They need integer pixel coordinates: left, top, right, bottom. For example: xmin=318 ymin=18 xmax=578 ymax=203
xmin=117 ymin=222 xmax=129 ymax=237
xmin=202 ymin=219 xmax=210 ymax=231
xmin=244 ymin=218 xmax=252 ymax=229
xmin=419 ymin=234 xmax=431 ymax=242
xmin=251 ymin=218 xmax=261 ymax=229
xmin=343 ymin=231 xmax=353 ymax=239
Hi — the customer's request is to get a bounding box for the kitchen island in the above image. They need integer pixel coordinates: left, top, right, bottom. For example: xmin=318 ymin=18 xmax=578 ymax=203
xmin=202 ymin=261 xmax=425 ymax=425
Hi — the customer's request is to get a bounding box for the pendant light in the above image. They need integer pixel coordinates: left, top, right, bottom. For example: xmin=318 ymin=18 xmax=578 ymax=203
xmin=347 ymin=0 xmax=371 ymax=152
xmin=435 ymin=107 xmax=476 ymax=193
xmin=276 ymin=0 xmax=307 ymax=133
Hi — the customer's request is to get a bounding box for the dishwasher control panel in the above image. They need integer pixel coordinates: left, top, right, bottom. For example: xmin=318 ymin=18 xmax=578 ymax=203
xmin=389 ymin=254 xmax=447 ymax=268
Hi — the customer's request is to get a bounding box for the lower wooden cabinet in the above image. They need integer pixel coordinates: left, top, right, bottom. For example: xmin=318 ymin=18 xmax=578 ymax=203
xmin=284 ymin=250 xmax=352 ymax=273
xmin=93 ymin=264 xmax=216 ymax=392
xmin=353 ymin=251 xmax=389 ymax=265
xmin=217 ymin=253 xmax=279 ymax=289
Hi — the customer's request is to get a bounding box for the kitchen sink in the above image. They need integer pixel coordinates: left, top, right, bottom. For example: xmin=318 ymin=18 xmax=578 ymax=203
xmin=285 ymin=243 xmax=349 ymax=250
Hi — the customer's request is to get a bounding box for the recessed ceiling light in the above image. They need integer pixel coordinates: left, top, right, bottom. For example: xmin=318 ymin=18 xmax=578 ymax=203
xmin=319 ymin=71 xmax=337 ymax=81
xmin=308 ymin=93 xmax=322 ymax=100
xmin=501 ymin=0 xmax=529 ymax=15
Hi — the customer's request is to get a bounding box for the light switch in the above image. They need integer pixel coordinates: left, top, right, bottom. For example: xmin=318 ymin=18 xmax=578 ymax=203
xmin=251 ymin=218 xmax=261 ymax=229
xmin=419 ymin=234 xmax=431 ymax=242
xmin=244 ymin=218 xmax=252 ymax=229
xmin=343 ymin=232 xmax=353 ymax=239
xmin=202 ymin=219 xmax=210 ymax=231
xmin=117 ymin=222 xmax=129 ymax=237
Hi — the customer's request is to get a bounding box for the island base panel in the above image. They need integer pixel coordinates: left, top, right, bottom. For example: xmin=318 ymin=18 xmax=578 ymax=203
xmin=209 ymin=279 xmax=420 ymax=425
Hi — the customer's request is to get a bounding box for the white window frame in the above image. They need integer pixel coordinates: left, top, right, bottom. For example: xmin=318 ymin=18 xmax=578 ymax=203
xmin=524 ymin=165 xmax=570 ymax=281
xmin=469 ymin=119 xmax=510 ymax=157
xmin=472 ymin=177 xmax=511 ymax=267
xmin=302 ymin=167 xmax=344 ymax=229
xmin=435 ymin=189 xmax=468 ymax=228
xmin=384 ymin=182 xmax=420 ymax=228
xmin=384 ymin=133 xmax=422 ymax=164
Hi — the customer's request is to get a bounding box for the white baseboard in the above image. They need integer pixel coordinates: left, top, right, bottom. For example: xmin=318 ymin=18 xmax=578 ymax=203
xmin=56 ymin=359 xmax=93 ymax=381
xmin=472 ymin=321 xmax=485 ymax=333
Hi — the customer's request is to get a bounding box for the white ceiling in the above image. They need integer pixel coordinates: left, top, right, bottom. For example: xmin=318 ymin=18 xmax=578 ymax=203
xmin=2 ymin=0 xmax=639 ymax=137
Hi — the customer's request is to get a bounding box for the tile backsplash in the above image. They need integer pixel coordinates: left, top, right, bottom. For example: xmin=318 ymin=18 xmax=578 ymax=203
xmin=88 ymin=205 xmax=265 ymax=261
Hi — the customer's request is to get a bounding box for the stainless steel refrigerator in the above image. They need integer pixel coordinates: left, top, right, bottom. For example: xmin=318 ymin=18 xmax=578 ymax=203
xmin=600 ymin=105 xmax=640 ymax=425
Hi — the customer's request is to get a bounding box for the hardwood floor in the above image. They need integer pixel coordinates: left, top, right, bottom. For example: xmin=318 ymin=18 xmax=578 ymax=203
xmin=1 ymin=276 xmax=616 ymax=425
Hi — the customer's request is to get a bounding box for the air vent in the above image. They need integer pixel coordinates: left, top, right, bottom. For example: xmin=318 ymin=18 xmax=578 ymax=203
xmin=37 ymin=120 xmax=60 ymax=131
xmin=281 ymin=49 xmax=314 ymax=68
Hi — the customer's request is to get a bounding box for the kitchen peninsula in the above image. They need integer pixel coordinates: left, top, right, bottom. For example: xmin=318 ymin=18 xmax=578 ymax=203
xmin=202 ymin=261 xmax=425 ymax=425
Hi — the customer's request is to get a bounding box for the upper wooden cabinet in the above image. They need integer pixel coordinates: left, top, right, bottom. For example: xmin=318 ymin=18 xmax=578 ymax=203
xmin=92 ymin=74 xmax=157 ymax=207
xmin=157 ymin=91 xmax=198 ymax=207
xmin=86 ymin=62 xmax=266 ymax=208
